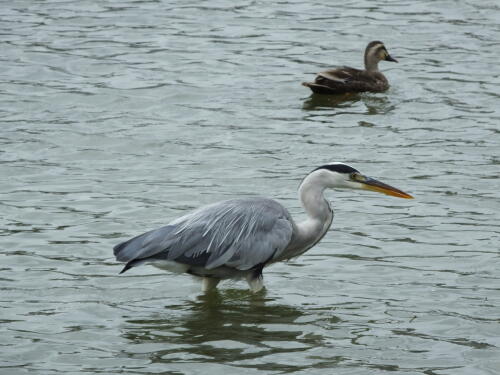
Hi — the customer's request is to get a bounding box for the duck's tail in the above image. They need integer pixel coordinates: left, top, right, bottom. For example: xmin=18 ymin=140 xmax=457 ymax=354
xmin=302 ymin=81 xmax=341 ymax=95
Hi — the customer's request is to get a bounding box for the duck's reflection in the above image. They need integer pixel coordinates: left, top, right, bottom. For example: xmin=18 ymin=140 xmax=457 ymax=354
xmin=302 ymin=93 xmax=362 ymax=110
xmin=121 ymin=289 xmax=340 ymax=370
xmin=361 ymin=95 xmax=395 ymax=115
xmin=302 ymin=93 xmax=394 ymax=116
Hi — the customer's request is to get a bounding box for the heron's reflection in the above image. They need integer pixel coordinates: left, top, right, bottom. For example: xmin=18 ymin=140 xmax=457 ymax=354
xmin=121 ymin=289 xmax=341 ymax=370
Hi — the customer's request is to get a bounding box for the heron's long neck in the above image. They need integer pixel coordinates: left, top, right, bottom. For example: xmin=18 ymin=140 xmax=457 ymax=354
xmin=290 ymin=174 xmax=333 ymax=255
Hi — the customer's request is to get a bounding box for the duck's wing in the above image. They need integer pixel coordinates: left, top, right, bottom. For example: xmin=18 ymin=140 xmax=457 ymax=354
xmin=303 ymin=67 xmax=387 ymax=94
xmin=317 ymin=67 xmax=362 ymax=82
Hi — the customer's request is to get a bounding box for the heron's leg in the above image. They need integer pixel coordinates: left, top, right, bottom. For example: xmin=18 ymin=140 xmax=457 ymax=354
xmin=246 ymin=273 xmax=264 ymax=293
xmin=201 ymin=277 xmax=220 ymax=292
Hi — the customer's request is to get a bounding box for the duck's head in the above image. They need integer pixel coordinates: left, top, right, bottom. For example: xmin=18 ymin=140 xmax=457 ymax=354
xmin=364 ymin=41 xmax=397 ymax=71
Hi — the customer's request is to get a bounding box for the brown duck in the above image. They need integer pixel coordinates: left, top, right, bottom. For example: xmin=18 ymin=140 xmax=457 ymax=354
xmin=302 ymin=41 xmax=398 ymax=95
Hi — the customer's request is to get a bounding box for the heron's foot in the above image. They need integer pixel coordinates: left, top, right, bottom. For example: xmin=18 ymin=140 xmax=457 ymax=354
xmin=201 ymin=277 xmax=220 ymax=293
xmin=246 ymin=273 xmax=264 ymax=293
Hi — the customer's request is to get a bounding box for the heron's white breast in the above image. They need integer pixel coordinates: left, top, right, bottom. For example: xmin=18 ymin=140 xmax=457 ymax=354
xmin=150 ymin=260 xmax=190 ymax=274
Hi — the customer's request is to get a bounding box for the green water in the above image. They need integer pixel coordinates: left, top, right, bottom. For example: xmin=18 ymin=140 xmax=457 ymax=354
xmin=1 ymin=0 xmax=499 ymax=374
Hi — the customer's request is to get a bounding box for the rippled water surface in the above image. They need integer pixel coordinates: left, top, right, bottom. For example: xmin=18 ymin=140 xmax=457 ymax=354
xmin=2 ymin=0 xmax=500 ymax=374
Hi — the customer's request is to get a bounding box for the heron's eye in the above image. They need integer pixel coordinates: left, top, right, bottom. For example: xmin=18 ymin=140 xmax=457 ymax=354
xmin=350 ymin=173 xmax=365 ymax=182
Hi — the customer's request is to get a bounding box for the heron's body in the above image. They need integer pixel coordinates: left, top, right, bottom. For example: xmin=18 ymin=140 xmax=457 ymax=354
xmin=114 ymin=163 xmax=412 ymax=292
xmin=115 ymin=198 xmax=297 ymax=283
xmin=302 ymin=41 xmax=398 ymax=95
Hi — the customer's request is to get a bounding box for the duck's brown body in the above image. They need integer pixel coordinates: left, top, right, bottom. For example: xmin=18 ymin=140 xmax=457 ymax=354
xmin=303 ymin=41 xmax=397 ymax=95
xmin=302 ymin=67 xmax=389 ymax=95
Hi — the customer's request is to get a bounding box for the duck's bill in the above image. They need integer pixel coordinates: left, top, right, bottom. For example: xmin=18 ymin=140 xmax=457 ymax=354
xmin=362 ymin=177 xmax=413 ymax=199
xmin=385 ymin=54 xmax=398 ymax=63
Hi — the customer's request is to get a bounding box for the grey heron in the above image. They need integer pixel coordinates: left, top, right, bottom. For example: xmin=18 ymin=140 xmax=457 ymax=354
xmin=113 ymin=162 xmax=413 ymax=292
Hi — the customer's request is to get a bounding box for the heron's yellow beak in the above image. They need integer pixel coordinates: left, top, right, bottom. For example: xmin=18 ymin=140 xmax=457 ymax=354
xmin=361 ymin=177 xmax=413 ymax=199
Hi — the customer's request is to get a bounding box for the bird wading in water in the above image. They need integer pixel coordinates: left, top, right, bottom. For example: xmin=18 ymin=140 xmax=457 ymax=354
xmin=302 ymin=41 xmax=398 ymax=95
xmin=113 ymin=163 xmax=413 ymax=293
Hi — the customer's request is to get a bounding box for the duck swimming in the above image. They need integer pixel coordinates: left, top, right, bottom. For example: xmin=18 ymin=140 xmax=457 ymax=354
xmin=302 ymin=41 xmax=398 ymax=95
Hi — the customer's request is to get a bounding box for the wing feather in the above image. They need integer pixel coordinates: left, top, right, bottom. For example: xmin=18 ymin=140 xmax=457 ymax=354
xmin=113 ymin=198 xmax=294 ymax=271
xmin=303 ymin=66 xmax=388 ymax=94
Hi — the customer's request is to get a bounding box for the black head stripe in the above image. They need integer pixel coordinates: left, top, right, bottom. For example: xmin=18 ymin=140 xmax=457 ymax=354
xmin=314 ymin=164 xmax=359 ymax=174
xmin=366 ymin=40 xmax=384 ymax=49
xmin=366 ymin=41 xmax=387 ymax=55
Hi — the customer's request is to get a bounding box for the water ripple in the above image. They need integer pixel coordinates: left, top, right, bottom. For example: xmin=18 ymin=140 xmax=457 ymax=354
xmin=1 ymin=0 xmax=500 ymax=374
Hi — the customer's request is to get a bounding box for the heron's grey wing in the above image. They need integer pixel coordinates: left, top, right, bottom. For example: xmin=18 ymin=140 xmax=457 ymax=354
xmin=113 ymin=197 xmax=294 ymax=271
xmin=113 ymin=224 xmax=180 ymax=262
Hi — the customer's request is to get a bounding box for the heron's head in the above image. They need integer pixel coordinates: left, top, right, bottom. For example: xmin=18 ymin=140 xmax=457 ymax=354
xmin=312 ymin=162 xmax=413 ymax=199
xmin=364 ymin=41 xmax=398 ymax=71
